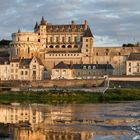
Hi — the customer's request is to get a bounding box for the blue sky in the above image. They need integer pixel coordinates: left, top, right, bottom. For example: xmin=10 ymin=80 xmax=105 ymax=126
xmin=0 ymin=0 xmax=140 ymax=46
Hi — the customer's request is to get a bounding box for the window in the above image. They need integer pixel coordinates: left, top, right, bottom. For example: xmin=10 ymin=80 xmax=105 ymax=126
xmin=83 ymin=66 xmax=86 ymax=69
xmin=38 ymin=39 xmax=40 ymax=42
xmin=129 ymin=68 xmax=131 ymax=72
xmin=56 ymin=36 xmax=59 ymax=42
xmin=11 ymin=69 xmax=14 ymax=73
xmin=62 ymin=37 xmax=65 ymax=43
xmin=86 ymin=49 xmax=88 ymax=52
xmin=25 ymin=71 xmax=28 ymax=75
xmin=74 ymin=36 xmax=77 ymax=42
xmin=86 ymin=44 xmax=88 ymax=47
xmin=50 ymin=37 xmax=53 ymax=43
xmin=21 ymin=71 xmax=23 ymax=75
xmin=33 ymin=71 xmax=36 ymax=75
xmin=106 ymin=52 xmax=108 ymax=55
xmin=67 ymin=45 xmax=72 ymax=48
xmin=129 ymin=62 xmax=131 ymax=66
xmin=137 ymin=63 xmax=139 ymax=66
xmin=33 ymin=65 xmax=36 ymax=69
xmin=68 ymin=37 xmax=71 ymax=43
xmin=27 ymin=37 xmax=29 ymax=41
xmin=16 ymin=64 xmax=18 ymax=67
xmin=96 ymin=52 xmax=98 ymax=56
xmin=62 ymin=45 xmax=65 ymax=48
xmin=86 ymin=39 xmax=88 ymax=42
xmin=137 ymin=68 xmax=139 ymax=73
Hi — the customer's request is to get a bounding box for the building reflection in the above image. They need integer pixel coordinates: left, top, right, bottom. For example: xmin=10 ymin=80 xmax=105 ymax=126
xmin=0 ymin=104 xmax=94 ymax=140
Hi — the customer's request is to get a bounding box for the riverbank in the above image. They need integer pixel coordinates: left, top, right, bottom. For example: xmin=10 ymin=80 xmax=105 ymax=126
xmin=0 ymin=88 xmax=140 ymax=104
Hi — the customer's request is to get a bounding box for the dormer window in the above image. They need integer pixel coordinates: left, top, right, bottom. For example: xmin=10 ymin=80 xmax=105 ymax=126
xmin=93 ymin=66 xmax=96 ymax=69
xmin=83 ymin=65 xmax=86 ymax=69
xmin=88 ymin=66 xmax=91 ymax=69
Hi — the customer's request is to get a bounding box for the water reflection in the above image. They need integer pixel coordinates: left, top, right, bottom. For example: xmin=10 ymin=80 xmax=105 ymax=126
xmin=0 ymin=102 xmax=140 ymax=140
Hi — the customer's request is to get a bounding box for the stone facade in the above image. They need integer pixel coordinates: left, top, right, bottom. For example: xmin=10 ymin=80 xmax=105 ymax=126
xmin=93 ymin=46 xmax=140 ymax=75
xmin=10 ymin=17 xmax=94 ymax=70
xmin=0 ymin=56 xmax=46 ymax=81
xmin=10 ymin=17 xmax=140 ymax=75
xmin=0 ymin=57 xmax=10 ymax=80
xmin=51 ymin=61 xmax=113 ymax=80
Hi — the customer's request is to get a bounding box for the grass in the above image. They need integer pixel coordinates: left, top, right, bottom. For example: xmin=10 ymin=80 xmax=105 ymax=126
xmin=0 ymin=88 xmax=140 ymax=104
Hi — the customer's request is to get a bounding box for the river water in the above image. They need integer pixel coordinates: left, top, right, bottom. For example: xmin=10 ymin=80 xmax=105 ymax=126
xmin=0 ymin=102 xmax=140 ymax=140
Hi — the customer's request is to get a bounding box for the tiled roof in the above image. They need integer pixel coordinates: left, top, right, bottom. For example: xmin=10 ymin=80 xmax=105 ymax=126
xmin=0 ymin=57 xmax=9 ymax=64
xmin=128 ymin=53 xmax=140 ymax=61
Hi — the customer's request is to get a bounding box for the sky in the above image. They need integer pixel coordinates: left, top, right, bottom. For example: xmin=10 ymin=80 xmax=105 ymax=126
xmin=0 ymin=0 xmax=140 ymax=46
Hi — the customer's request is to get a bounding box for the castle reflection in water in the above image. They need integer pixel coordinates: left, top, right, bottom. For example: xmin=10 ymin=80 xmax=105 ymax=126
xmin=0 ymin=103 xmax=94 ymax=140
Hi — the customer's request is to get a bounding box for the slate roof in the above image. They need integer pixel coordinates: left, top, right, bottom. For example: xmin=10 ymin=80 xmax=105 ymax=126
xmin=71 ymin=64 xmax=114 ymax=69
xmin=11 ymin=58 xmax=20 ymax=63
xmin=19 ymin=58 xmax=32 ymax=68
xmin=128 ymin=53 xmax=140 ymax=61
xmin=36 ymin=17 xmax=93 ymax=37
xmin=35 ymin=57 xmax=44 ymax=65
xmin=53 ymin=61 xmax=113 ymax=70
xmin=53 ymin=61 xmax=70 ymax=69
xmin=0 ymin=57 xmax=9 ymax=64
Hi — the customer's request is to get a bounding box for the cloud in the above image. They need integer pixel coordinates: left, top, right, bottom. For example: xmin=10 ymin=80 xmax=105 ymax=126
xmin=0 ymin=0 xmax=140 ymax=45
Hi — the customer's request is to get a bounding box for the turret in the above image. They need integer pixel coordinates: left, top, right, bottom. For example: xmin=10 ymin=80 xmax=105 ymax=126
xmin=40 ymin=16 xmax=47 ymax=25
xmin=34 ymin=22 xmax=38 ymax=32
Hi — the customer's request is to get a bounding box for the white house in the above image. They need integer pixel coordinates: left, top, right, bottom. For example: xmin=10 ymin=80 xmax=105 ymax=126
xmin=126 ymin=52 xmax=140 ymax=75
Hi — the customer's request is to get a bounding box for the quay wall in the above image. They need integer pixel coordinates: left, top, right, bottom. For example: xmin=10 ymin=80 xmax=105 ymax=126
xmin=30 ymin=79 xmax=104 ymax=88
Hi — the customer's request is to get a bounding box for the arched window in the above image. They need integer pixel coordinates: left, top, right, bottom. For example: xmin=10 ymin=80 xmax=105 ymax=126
xmin=55 ymin=45 xmax=59 ymax=48
xmin=49 ymin=45 xmax=53 ymax=48
xmin=67 ymin=45 xmax=72 ymax=48
xmin=74 ymin=45 xmax=78 ymax=48
xmin=27 ymin=37 xmax=29 ymax=41
xmin=62 ymin=45 xmax=66 ymax=48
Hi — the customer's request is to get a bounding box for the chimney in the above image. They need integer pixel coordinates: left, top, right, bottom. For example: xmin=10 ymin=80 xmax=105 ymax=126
xmin=84 ymin=20 xmax=88 ymax=30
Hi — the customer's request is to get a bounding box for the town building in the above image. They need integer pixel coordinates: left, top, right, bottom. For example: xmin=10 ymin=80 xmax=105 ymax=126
xmin=126 ymin=52 xmax=140 ymax=75
xmin=0 ymin=56 xmax=46 ymax=81
xmin=0 ymin=57 xmax=10 ymax=80
xmin=51 ymin=61 xmax=113 ymax=80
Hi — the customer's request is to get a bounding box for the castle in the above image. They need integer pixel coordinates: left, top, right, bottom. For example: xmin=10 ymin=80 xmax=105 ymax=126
xmin=10 ymin=17 xmax=140 ymax=75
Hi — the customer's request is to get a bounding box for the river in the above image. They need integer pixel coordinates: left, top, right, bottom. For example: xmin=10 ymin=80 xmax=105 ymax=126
xmin=0 ymin=101 xmax=140 ymax=140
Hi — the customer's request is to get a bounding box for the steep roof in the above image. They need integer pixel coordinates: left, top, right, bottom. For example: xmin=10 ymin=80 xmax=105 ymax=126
xmin=53 ymin=61 xmax=113 ymax=70
xmin=19 ymin=58 xmax=32 ymax=68
xmin=37 ymin=17 xmax=94 ymax=37
xmin=53 ymin=61 xmax=70 ymax=69
xmin=11 ymin=58 xmax=20 ymax=63
xmin=83 ymin=26 xmax=93 ymax=37
xmin=0 ymin=57 xmax=9 ymax=64
xmin=35 ymin=57 xmax=44 ymax=65
xmin=128 ymin=52 xmax=140 ymax=61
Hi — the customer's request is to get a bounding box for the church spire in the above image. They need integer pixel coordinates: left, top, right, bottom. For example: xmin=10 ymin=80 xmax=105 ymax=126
xmin=34 ymin=21 xmax=38 ymax=29
xmin=40 ymin=16 xmax=46 ymax=25
xmin=18 ymin=28 xmax=21 ymax=33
